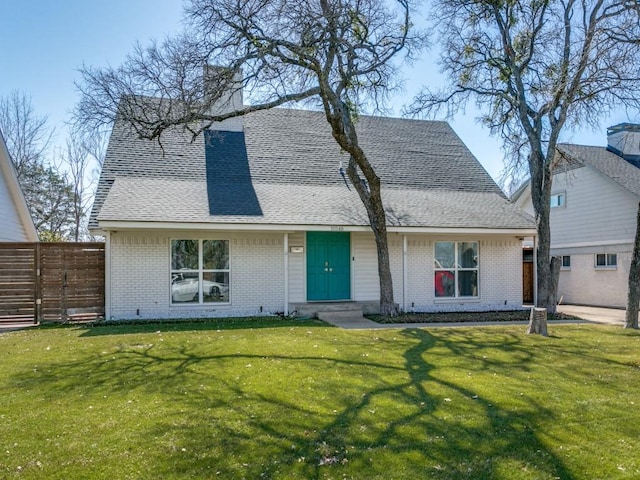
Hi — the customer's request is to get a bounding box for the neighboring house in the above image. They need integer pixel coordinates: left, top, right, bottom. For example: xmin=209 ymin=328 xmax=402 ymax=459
xmin=513 ymin=123 xmax=640 ymax=308
xmin=0 ymin=130 xmax=37 ymax=242
xmin=90 ymin=94 xmax=535 ymax=320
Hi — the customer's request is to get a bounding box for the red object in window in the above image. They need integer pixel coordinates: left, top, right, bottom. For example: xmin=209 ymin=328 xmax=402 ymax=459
xmin=435 ymin=271 xmax=454 ymax=297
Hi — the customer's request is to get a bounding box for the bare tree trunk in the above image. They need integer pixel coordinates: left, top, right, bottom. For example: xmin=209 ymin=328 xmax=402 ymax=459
xmin=367 ymin=187 xmax=396 ymax=316
xmin=527 ymin=307 xmax=548 ymax=336
xmin=530 ymin=155 xmax=558 ymax=313
xmin=625 ymin=202 xmax=640 ymax=329
xmin=536 ymin=215 xmax=553 ymax=311
xmin=548 ymin=256 xmax=561 ymax=314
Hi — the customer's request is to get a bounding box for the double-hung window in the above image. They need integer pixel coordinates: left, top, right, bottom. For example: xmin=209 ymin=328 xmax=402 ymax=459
xmin=171 ymin=239 xmax=230 ymax=304
xmin=434 ymin=241 xmax=479 ymax=298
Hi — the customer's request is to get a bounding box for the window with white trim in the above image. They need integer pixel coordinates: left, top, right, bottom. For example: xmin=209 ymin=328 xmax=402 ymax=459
xmin=595 ymin=253 xmax=617 ymax=269
xmin=171 ymin=239 xmax=230 ymax=304
xmin=434 ymin=241 xmax=479 ymax=298
xmin=561 ymin=255 xmax=571 ymax=269
xmin=550 ymin=192 xmax=566 ymax=208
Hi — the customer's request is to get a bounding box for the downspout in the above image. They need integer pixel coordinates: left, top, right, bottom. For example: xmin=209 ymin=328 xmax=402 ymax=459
xmin=403 ymin=234 xmax=408 ymax=313
xmin=105 ymin=231 xmax=111 ymax=320
xmin=284 ymin=233 xmax=289 ymax=315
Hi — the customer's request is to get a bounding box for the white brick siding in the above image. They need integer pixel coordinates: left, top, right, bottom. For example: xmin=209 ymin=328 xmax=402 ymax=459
xmin=287 ymin=232 xmax=306 ymax=303
xmin=406 ymin=236 xmax=432 ymax=309
xmin=110 ymin=233 xmax=167 ymax=319
xmin=389 ymin=236 xmax=404 ymax=306
xmin=108 ymin=231 xmax=284 ymax=320
xmin=404 ymin=235 xmax=523 ymax=312
xmin=352 ymin=232 xmax=379 ymax=300
xmin=108 ymin=230 xmax=525 ymax=320
xmin=480 ymin=238 xmax=523 ymax=307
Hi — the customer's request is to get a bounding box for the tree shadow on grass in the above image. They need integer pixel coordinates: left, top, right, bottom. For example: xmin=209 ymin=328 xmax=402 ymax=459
xmin=6 ymin=327 xmax=581 ymax=479
xmin=243 ymin=328 xmax=576 ymax=480
xmin=78 ymin=317 xmax=327 ymax=336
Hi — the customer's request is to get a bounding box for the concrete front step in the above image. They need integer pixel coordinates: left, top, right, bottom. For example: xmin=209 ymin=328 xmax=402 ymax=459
xmin=292 ymin=301 xmax=378 ymax=318
xmin=317 ymin=312 xmax=382 ymax=329
xmin=317 ymin=309 xmax=365 ymax=322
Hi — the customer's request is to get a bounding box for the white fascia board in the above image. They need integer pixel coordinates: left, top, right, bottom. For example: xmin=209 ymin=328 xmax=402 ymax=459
xmin=98 ymin=220 xmax=537 ymax=237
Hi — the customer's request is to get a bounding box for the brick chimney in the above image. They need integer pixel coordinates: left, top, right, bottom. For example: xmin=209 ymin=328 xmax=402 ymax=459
xmin=607 ymin=123 xmax=640 ymax=167
xmin=204 ymin=65 xmax=244 ymax=132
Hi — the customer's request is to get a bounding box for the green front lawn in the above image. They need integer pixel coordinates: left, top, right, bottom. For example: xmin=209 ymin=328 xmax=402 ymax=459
xmin=1 ymin=320 xmax=639 ymax=479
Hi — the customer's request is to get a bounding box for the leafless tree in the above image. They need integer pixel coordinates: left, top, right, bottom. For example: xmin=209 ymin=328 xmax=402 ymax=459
xmin=59 ymin=135 xmax=102 ymax=241
xmin=0 ymin=91 xmax=53 ymax=180
xmin=408 ymin=0 xmax=640 ymax=313
xmin=74 ymin=0 xmax=422 ymax=315
xmin=0 ymin=92 xmax=76 ymax=240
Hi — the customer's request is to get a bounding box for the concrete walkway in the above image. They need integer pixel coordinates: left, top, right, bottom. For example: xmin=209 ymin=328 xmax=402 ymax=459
xmin=321 ymin=305 xmax=628 ymax=330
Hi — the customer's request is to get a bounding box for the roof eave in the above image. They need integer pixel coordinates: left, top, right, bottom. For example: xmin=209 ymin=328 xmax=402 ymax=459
xmin=97 ymin=220 xmax=537 ymax=236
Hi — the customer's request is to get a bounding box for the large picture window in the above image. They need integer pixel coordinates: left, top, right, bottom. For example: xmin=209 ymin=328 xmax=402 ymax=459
xmin=171 ymin=239 xmax=230 ymax=304
xmin=434 ymin=241 xmax=478 ymax=298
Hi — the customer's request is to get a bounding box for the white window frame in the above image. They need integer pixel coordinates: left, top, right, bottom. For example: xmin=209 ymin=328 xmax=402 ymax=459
xmin=595 ymin=253 xmax=617 ymax=269
xmin=170 ymin=239 xmax=231 ymax=306
xmin=550 ymin=192 xmax=566 ymax=208
xmin=434 ymin=241 xmax=479 ymax=299
xmin=561 ymin=255 xmax=571 ymax=270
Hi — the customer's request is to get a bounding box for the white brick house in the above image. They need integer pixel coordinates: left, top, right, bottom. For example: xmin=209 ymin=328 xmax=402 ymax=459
xmin=91 ymin=108 xmax=535 ymax=320
xmin=513 ymin=124 xmax=640 ymax=308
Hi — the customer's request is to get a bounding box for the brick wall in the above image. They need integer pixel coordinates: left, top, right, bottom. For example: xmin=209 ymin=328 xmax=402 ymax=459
xmin=108 ymin=230 xmax=525 ymax=320
xmin=108 ymin=231 xmax=284 ymax=320
xmin=405 ymin=235 xmax=523 ymax=312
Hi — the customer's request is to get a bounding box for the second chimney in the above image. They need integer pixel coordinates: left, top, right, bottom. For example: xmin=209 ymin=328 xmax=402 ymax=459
xmin=607 ymin=123 xmax=640 ymax=168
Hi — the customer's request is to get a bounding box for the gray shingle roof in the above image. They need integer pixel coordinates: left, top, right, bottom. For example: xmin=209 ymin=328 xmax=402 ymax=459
xmin=557 ymin=144 xmax=640 ymax=198
xmin=97 ymin=177 xmax=534 ymax=229
xmin=91 ymin=108 xmax=533 ymax=231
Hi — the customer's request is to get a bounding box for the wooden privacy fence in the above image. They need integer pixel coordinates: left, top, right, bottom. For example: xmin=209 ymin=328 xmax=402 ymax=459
xmin=0 ymin=242 xmax=105 ymax=325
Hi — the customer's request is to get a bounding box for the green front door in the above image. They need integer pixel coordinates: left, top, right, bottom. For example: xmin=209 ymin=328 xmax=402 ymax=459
xmin=307 ymin=232 xmax=351 ymax=301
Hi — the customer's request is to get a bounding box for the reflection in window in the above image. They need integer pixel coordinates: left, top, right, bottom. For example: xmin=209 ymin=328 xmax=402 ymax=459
xmin=172 ymin=240 xmax=198 ymax=270
xmin=171 ymin=239 xmax=230 ymax=304
xmin=434 ymin=241 xmax=479 ymax=298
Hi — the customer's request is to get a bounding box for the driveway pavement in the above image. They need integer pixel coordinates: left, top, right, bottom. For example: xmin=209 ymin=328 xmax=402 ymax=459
xmin=556 ymin=304 xmax=625 ymax=326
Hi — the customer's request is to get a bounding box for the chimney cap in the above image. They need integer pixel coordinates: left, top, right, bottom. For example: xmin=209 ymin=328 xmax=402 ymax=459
xmin=607 ymin=123 xmax=640 ymax=135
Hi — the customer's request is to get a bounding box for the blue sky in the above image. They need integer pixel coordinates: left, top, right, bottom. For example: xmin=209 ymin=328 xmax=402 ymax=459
xmin=0 ymin=1 xmax=635 ymax=185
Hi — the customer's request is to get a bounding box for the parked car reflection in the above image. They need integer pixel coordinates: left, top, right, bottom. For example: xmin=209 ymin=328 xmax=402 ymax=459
xmin=171 ymin=273 xmax=229 ymax=302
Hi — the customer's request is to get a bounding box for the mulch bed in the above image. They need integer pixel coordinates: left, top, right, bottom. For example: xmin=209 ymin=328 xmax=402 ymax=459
xmin=368 ymin=310 xmax=579 ymax=324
